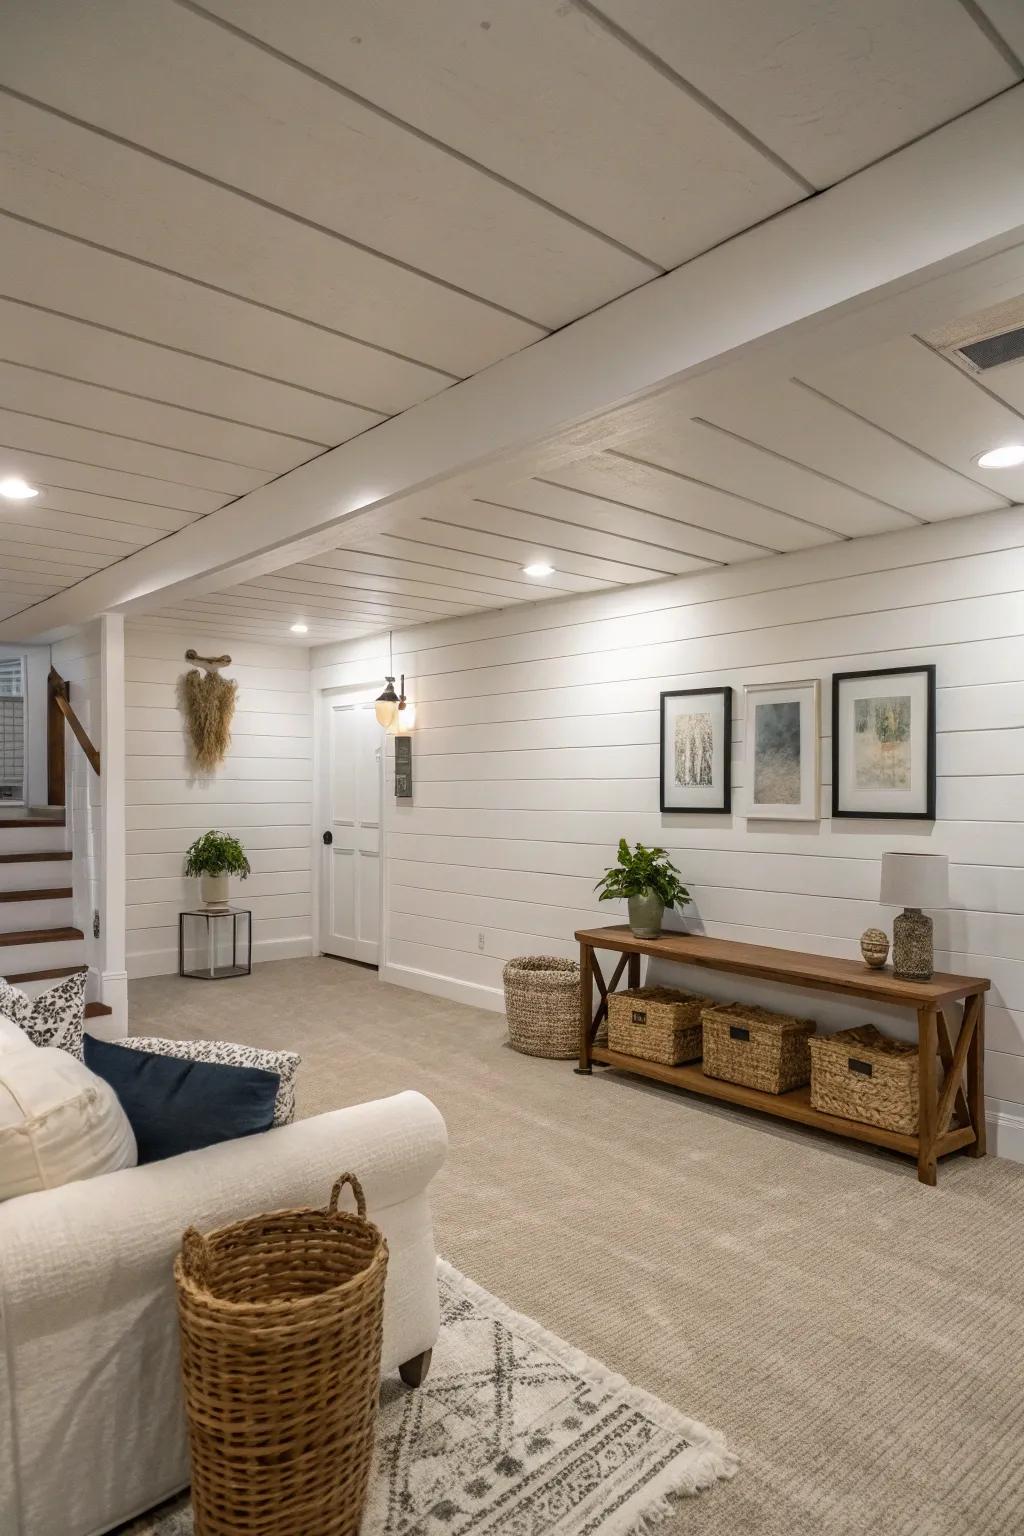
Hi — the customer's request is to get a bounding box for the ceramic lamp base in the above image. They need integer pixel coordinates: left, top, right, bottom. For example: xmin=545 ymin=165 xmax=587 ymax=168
xmin=892 ymin=908 xmax=933 ymax=981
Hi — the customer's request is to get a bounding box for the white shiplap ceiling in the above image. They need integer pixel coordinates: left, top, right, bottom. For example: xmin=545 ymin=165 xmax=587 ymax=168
xmin=0 ymin=0 xmax=1021 ymax=637
xmin=148 ymin=306 xmax=1024 ymax=645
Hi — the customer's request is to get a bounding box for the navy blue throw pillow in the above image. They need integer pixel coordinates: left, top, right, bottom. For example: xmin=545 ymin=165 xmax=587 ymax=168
xmin=84 ymin=1034 xmax=279 ymax=1164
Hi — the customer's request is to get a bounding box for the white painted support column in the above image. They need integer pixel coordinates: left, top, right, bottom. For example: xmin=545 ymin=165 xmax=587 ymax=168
xmin=98 ymin=612 xmax=127 ymax=1037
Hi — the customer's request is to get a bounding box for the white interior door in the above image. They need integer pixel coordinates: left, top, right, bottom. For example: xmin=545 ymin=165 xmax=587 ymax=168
xmin=320 ymin=695 xmax=382 ymax=965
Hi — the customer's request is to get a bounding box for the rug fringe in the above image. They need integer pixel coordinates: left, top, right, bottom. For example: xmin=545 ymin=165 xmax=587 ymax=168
xmin=436 ymin=1256 xmax=738 ymax=1513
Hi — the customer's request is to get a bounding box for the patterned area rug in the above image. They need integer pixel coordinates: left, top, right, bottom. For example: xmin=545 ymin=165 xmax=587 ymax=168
xmin=121 ymin=1260 xmax=735 ymax=1535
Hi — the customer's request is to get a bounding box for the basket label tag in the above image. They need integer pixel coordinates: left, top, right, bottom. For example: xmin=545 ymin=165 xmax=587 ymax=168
xmin=729 ymin=1025 xmax=751 ymax=1042
xmin=849 ymin=1058 xmax=873 ymax=1077
xmin=632 ymin=1010 xmax=646 ymax=1024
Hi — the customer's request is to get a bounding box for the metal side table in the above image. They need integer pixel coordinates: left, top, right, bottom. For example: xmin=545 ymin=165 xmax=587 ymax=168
xmin=179 ymin=907 xmax=252 ymax=980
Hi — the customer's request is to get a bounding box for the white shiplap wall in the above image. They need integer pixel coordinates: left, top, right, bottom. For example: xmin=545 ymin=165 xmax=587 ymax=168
xmin=125 ymin=625 xmax=313 ymax=977
xmin=312 ymin=506 xmax=1024 ymax=1160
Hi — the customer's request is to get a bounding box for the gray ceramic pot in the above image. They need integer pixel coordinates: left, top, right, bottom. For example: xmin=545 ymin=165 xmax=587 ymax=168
xmin=627 ymin=890 xmax=664 ymax=938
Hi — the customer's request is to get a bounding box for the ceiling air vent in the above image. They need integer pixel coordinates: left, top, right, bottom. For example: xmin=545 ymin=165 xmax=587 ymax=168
xmin=955 ymin=325 xmax=1024 ymax=374
xmin=923 ymin=296 xmax=1024 ymax=379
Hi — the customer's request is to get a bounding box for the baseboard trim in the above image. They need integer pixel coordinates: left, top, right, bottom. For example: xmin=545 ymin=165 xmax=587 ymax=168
xmin=987 ymin=1104 xmax=1024 ymax=1164
xmin=99 ymin=968 xmax=129 ymax=1039
xmin=127 ymin=934 xmax=314 ymax=981
xmin=379 ymin=961 xmax=504 ymax=1014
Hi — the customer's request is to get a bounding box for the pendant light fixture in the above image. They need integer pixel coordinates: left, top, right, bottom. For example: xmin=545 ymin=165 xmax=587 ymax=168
xmin=374 ymin=675 xmax=401 ymax=729
xmin=375 ymin=632 xmax=412 ymax=730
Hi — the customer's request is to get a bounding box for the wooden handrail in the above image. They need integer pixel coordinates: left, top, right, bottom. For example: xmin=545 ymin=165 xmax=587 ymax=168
xmin=48 ymin=668 xmax=100 ymax=777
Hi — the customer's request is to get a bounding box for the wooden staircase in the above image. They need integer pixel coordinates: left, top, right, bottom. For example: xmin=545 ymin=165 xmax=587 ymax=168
xmin=0 ymin=812 xmax=111 ymax=1021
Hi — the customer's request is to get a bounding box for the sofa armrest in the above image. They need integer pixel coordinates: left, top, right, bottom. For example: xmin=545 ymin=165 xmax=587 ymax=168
xmin=0 ymin=1092 xmax=447 ymax=1536
xmin=0 ymin=1089 xmax=446 ymax=1305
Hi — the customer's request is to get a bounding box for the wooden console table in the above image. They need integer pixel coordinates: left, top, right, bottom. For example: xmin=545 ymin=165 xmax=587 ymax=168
xmin=575 ymin=926 xmax=989 ymax=1186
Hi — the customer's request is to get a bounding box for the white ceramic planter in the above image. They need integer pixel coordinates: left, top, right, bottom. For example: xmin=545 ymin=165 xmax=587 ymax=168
xmin=200 ymin=872 xmax=230 ymax=910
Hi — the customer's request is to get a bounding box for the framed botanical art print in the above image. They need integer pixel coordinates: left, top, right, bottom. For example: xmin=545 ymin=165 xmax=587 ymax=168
xmin=832 ymin=665 xmax=936 ymax=820
xmin=743 ymin=679 xmax=820 ymax=820
xmin=660 ymin=687 xmax=732 ymax=813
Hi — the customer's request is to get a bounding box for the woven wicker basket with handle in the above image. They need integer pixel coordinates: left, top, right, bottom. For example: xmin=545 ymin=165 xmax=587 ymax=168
xmin=607 ymin=986 xmax=712 ymax=1065
xmin=702 ymin=1002 xmax=816 ymax=1094
xmin=174 ymin=1172 xmax=388 ymax=1536
xmin=808 ymin=1023 xmax=920 ymax=1134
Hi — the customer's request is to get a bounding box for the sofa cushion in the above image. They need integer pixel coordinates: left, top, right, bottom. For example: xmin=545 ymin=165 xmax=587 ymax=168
xmin=0 ymin=1014 xmax=34 ymax=1055
xmin=0 ymin=971 xmax=87 ymax=1058
xmin=0 ymin=1045 xmax=137 ymax=1200
xmin=84 ymin=1034 xmax=279 ymax=1163
xmin=113 ymin=1035 xmax=300 ymax=1125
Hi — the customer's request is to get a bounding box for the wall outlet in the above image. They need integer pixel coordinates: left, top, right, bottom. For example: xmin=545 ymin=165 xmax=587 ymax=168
xmin=477 ymin=930 xmax=486 ymax=952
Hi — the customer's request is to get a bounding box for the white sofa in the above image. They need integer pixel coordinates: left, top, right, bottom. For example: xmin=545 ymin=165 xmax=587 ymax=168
xmin=0 ymin=1089 xmax=447 ymax=1536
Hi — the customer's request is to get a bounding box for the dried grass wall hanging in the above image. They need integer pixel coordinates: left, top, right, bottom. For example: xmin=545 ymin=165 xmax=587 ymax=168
xmin=179 ymin=666 xmax=238 ymax=772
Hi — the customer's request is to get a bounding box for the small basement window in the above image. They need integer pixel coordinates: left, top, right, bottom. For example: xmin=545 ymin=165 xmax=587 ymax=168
xmin=0 ymin=656 xmax=26 ymax=803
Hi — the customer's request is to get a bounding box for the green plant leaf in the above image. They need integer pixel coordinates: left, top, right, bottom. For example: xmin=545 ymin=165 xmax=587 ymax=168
xmin=594 ymin=839 xmax=690 ymax=908
xmin=183 ymin=830 xmax=251 ymax=879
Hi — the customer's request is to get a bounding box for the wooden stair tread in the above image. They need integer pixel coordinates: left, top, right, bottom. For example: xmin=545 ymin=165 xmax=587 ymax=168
xmin=0 ymin=851 xmax=72 ymax=863
xmin=0 ymin=888 xmax=73 ymax=902
xmin=0 ymin=926 xmax=83 ymax=947
xmin=84 ymin=1001 xmax=112 ymax=1018
xmin=4 ymin=964 xmax=87 ymax=984
xmin=0 ymin=815 xmax=66 ymax=828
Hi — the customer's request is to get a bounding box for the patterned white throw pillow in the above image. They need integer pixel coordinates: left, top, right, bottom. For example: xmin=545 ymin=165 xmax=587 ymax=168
xmin=0 ymin=971 xmax=87 ymax=1059
xmin=113 ymin=1036 xmax=300 ymax=1125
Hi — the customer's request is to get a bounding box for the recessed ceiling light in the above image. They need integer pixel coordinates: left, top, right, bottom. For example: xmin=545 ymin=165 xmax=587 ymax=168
xmin=290 ymin=622 xmax=309 ymax=634
xmin=976 ymin=444 xmax=1024 ymax=469
xmin=523 ymin=562 xmax=554 ymax=577
xmin=0 ymin=476 xmax=39 ymax=500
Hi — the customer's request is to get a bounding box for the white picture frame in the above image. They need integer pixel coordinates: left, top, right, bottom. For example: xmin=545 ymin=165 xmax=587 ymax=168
xmin=743 ymin=679 xmax=820 ymax=821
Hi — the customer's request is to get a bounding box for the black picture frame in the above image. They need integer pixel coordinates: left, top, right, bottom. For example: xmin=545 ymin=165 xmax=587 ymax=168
xmin=831 ymin=664 xmax=936 ymax=820
xmin=659 ymin=686 xmax=732 ymax=813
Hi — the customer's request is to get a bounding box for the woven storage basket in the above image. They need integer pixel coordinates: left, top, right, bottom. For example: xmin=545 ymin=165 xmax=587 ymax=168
xmin=174 ymin=1172 xmax=388 ymax=1536
xmin=503 ymin=955 xmax=582 ymax=1058
xmin=607 ymin=986 xmax=712 ymax=1065
xmin=702 ymin=1002 xmax=816 ymax=1094
xmin=809 ymin=1024 xmax=919 ymax=1134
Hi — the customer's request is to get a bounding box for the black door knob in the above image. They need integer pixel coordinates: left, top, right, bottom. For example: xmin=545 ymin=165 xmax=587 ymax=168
xmin=322 ymin=830 xmax=333 ymax=845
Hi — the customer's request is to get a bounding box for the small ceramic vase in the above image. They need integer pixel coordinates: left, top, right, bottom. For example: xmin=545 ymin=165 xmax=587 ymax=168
xmin=860 ymin=927 xmax=890 ymax=970
xmin=627 ymin=890 xmax=665 ymax=939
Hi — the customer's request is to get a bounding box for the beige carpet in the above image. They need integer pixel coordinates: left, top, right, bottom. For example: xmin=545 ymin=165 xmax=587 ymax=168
xmin=128 ymin=958 xmax=1024 ymax=1536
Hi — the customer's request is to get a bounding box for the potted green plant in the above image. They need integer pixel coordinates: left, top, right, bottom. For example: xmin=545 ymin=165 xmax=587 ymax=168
xmin=594 ymin=839 xmax=690 ymax=938
xmin=184 ymin=830 xmax=251 ymax=911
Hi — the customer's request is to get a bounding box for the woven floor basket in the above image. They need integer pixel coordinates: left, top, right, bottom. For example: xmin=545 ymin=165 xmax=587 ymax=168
xmin=809 ymin=1024 xmax=920 ymax=1134
xmin=503 ymin=955 xmax=582 ymax=1058
xmin=607 ymin=986 xmax=711 ymax=1065
xmin=174 ymin=1172 xmax=388 ymax=1536
xmin=702 ymin=1002 xmax=816 ymax=1094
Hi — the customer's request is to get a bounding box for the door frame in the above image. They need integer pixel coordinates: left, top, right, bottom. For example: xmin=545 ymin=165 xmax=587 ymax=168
xmin=312 ymin=681 xmax=386 ymax=967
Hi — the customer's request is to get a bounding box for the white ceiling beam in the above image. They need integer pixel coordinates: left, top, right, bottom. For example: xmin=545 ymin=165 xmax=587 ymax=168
xmin=3 ymin=85 xmax=1024 ymax=642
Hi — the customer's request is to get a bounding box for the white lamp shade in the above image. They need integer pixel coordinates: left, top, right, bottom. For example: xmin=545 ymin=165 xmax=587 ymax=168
xmin=879 ymin=852 xmax=948 ymax=909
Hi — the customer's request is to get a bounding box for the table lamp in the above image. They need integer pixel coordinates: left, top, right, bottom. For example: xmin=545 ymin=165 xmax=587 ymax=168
xmin=879 ymin=852 xmax=948 ymax=981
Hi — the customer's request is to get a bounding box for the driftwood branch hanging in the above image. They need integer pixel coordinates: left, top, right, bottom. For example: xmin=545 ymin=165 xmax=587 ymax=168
xmin=179 ymin=651 xmax=238 ymax=772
